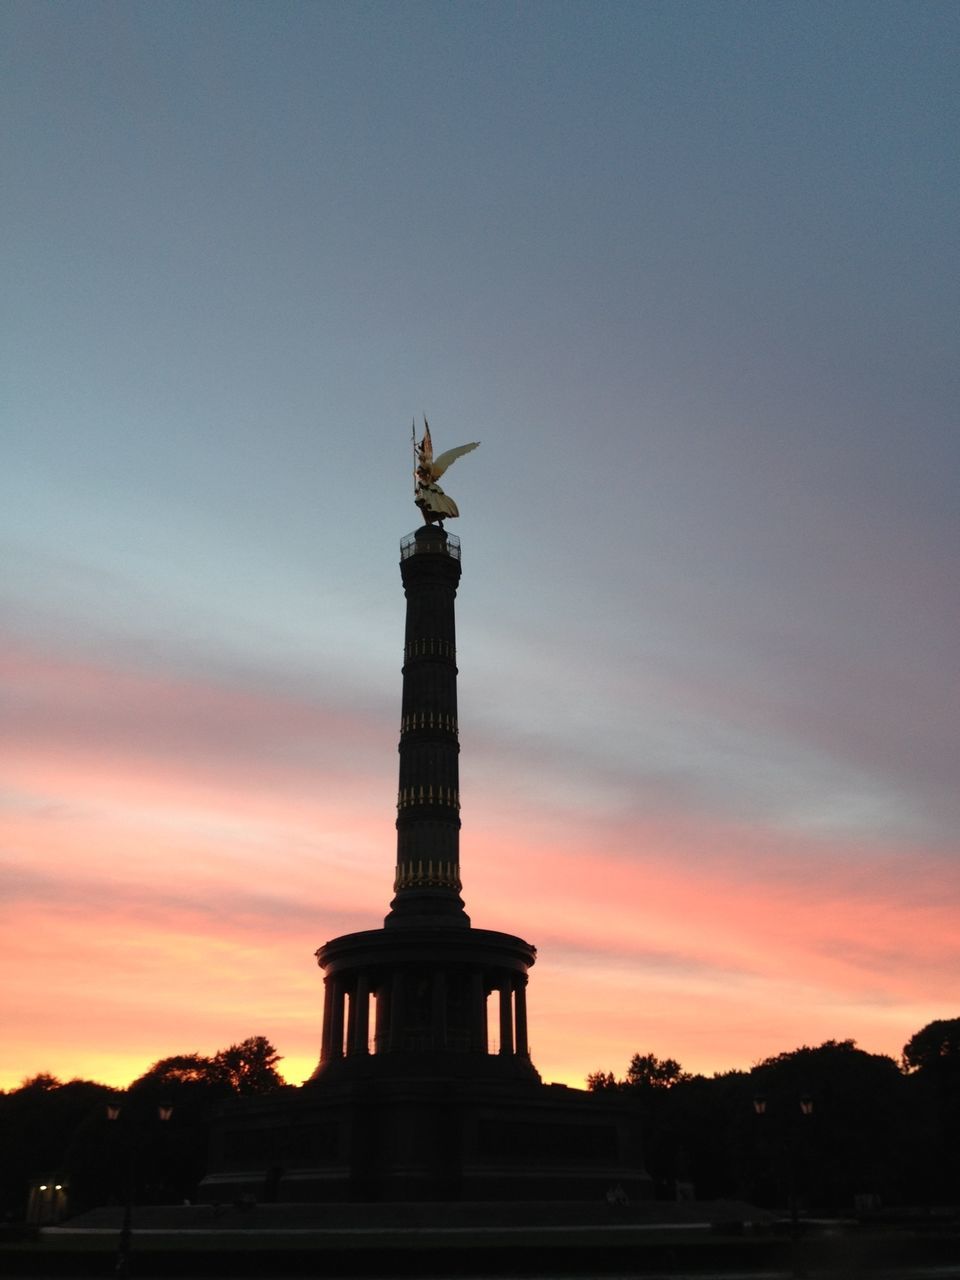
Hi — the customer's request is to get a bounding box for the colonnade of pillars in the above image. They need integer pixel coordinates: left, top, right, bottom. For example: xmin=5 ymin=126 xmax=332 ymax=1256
xmin=320 ymin=969 xmax=529 ymax=1063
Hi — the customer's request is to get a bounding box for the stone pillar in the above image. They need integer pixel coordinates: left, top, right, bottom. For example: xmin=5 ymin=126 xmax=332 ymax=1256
xmin=321 ymin=977 xmax=332 ymax=1059
xmin=498 ymin=982 xmax=514 ymax=1056
xmin=329 ymin=977 xmax=346 ymax=1060
xmin=515 ymin=977 xmax=529 ymax=1057
xmin=374 ymin=980 xmax=390 ymax=1053
xmin=353 ymin=973 xmax=370 ymax=1054
xmin=345 ymin=982 xmax=357 ymax=1054
xmin=471 ymin=971 xmax=487 ymax=1052
xmin=388 ymin=970 xmax=405 ymax=1052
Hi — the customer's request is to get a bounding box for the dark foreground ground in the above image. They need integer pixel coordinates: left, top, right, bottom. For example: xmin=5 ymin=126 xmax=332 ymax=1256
xmin=3 ymin=1202 xmax=959 ymax=1278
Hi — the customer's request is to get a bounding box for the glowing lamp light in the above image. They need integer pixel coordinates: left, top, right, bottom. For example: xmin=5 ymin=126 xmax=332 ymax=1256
xmin=752 ymin=1095 xmax=767 ymax=1116
xmin=800 ymin=1095 xmax=814 ymax=1116
xmin=106 ymin=1100 xmax=173 ymax=1121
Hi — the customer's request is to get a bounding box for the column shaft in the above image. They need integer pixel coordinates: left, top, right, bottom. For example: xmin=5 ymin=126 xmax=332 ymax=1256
xmin=471 ymin=971 xmax=487 ymax=1052
xmin=353 ymin=973 xmax=370 ymax=1054
xmin=388 ymin=970 xmax=406 ymax=1052
xmin=374 ymin=981 xmax=390 ymax=1053
xmin=515 ymin=978 xmax=529 ymax=1057
xmin=329 ymin=977 xmax=346 ymax=1059
xmin=390 ymin=528 xmax=466 ymax=920
xmin=320 ymin=976 xmax=334 ymax=1061
xmin=498 ymin=983 xmax=514 ymax=1056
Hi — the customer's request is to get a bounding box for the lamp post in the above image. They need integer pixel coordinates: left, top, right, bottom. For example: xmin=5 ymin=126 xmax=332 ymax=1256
xmin=106 ymin=1100 xmax=173 ymax=1278
xmin=753 ymin=1093 xmax=814 ymax=1278
xmin=30 ymin=1180 xmax=66 ymax=1225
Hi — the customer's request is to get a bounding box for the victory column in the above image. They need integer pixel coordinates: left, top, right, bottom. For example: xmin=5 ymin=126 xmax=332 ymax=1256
xmin=201 ymin=422 xmax=649 ymax=1203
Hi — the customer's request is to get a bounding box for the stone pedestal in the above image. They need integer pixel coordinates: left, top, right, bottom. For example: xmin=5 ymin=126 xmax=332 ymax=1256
xmin=202 ymin=1078 xmax=650 ymax=1204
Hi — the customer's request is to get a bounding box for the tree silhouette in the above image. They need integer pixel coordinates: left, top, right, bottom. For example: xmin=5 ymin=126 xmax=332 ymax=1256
xmin=16 ymin=1072 xmax=62 ymax=1092
xmin=626 ymin=1053 xmax=691 ymax=1090
xmin=586 ymin=1053 xmax=690 ymax=1093
xmin=212 ymin=1035 xmax=284 ymax=1095
xmin=586 ymin=1039 xmax=919 ymax=1208
xmin=0 ymin=1076 xmax=113 ymax=1220
xmin=129 ymin=1037 xmax=284 ymax=1099
xmin=123 ymin=1036 xmax=285 ymax=1203
xmin=129 ymin=1053 xmax=220 ymax=1093
xmin=902 ymin=1017 xmax=960 ymax=1202
xmin=585 ymin=1069 xmax=618 ymax=1092
xmin=903 ymin=1018 xmax=960 ymax=1073
xmin=1 ymin=1035 xmax=286 ymax=1220
xmin=745 ymin=1040 xmax=906 ymax=1212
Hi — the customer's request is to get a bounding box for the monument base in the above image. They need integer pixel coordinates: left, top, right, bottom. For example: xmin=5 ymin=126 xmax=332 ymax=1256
xmin=199 ymin=1078 xmax=652 ymax=1204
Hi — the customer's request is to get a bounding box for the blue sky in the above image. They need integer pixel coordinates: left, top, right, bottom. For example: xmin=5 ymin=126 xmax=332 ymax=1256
xmin=2 ymin=0 xmax=958 ymax=1088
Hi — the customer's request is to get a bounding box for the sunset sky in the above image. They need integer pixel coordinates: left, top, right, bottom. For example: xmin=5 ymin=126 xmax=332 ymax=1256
xmin=2 ymin=1 xmax=958 ymax=1092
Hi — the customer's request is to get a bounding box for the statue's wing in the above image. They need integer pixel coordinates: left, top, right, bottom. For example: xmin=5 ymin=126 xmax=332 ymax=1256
xmin=430 ymin=441 xmax=480 ymax=479
xmin=419 ymin=419 xmax=434 ymax=465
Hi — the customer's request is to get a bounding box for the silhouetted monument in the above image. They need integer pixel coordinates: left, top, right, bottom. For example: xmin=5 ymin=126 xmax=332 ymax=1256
xmin=201 ymin=428 xmax=650 ymax=1202
xmin=310 ymin=521 xmax=539 ymax=1090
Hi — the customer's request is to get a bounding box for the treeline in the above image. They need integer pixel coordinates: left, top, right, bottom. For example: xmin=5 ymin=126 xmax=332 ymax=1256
xmin=3 ymin=1021 xmax=958 ymax=1221
xmin=587 ymin=1018 xmax=960 ymax=1211
xmin=0 ymin=1035 xmax=285 ymax=1221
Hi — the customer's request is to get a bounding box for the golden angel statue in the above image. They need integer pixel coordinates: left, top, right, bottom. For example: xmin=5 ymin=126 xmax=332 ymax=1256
xmin=413 ymin=419 xmax=479 ymax=524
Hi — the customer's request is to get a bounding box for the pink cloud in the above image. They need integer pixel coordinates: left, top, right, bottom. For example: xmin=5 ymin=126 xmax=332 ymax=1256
xmin=2 ymin=636 xmax=955 ymax=1092
xmin=1 ymin=639 xmax=391 ymax=782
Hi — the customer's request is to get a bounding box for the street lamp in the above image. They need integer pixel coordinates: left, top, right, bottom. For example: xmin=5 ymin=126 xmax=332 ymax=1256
xmin=752 ymin=1094 xmax=814 ymax=1118
xmin=752 ymin=1093 xmax=814 ymax=1278
xmin=31 ymin=1182 xmax=66 ymax=1225
xmin=106 ymin=1100 xmax=173 ymax=1278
